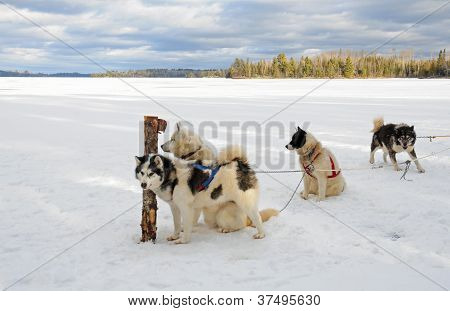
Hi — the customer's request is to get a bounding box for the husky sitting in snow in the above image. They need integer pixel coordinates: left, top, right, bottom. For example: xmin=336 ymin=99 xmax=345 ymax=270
xmin=370 ymin=117 xmax=425 ymax=173
xmin=135 ymin=146 xmax=266 ymax=244
xmin=160 ymin=122 xmax=278 ymax=233
xmin=286 ymin=126 xmax=346 ymax=201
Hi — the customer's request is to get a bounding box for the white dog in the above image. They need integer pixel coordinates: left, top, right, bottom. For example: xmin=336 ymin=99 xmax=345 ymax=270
xmin=161 ymin=122 xmax=278 ymax=232
xmin=286 ymin=126 xmax=346 ymax=201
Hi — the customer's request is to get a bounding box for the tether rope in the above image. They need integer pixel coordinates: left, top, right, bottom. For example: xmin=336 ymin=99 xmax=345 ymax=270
xmin=256 ymin=145 xmax=450 ymax=212
xmin=417 ymin=135 xmax=450 ymax=142
xmin=278 ymin=173 xmax=305 ymax=213
xmin=255 ymin=146 xmax=450 ymax=174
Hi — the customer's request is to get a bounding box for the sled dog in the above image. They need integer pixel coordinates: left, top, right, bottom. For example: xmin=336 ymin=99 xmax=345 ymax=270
xmin=286 ymin=126 xmax=346 ymax=201
xmin=135 ymin=146 xmax=267 ymax=244
xmin=161 ymin=122 xmax=278 ymax=233
xmin=370 ymin=117 xmax=425 ymax=173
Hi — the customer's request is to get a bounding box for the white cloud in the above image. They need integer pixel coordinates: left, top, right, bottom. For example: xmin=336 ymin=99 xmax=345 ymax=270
xmin=104 ymin=45 xmax=153 ymax=58
xmin=0 ymin=0 xmax=448 ymax=72
xmin=303 ymin=49 xmax=322 ymax=56
xmin=2 ymin=47 xmax=49 ymax=62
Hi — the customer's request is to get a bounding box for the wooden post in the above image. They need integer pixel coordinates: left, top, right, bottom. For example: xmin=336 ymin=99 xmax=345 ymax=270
xmin=141 ymin=115 xmax=167 ymax=243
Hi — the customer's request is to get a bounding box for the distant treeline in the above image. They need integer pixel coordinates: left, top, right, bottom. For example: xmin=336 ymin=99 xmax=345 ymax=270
xmin=0 ymin=70 xmax=89 ymax=77
xmin=228 ymin=49 xmax=448 ymax=79
xmin=2 ymin=49 xmax=448 ymax=79
xmin=0 ymin=68 xmax=226 ymax=78
xmin=91 ymin=68 xmax=227 ymax=78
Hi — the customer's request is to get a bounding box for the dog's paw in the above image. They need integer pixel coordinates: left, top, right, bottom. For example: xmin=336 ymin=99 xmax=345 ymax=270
xmin=253 ymin=232 xmax=265 ymax=239
xmin=369 ymin=159 xmax=374 ymax=164
xmin=418 ymin=168 xmax=425 ymax=173
xmin=166 ymin=234 xmax=180 ymax=241
xmin=172 ymin=238 xmax=189 ymax=245
xmin=393 ymin=166 xmax=402 ymax=171
xmin=217 ymin=228 xmax=233 ymax=233
xmin=300 ymin=191 xmax=309 ymax=200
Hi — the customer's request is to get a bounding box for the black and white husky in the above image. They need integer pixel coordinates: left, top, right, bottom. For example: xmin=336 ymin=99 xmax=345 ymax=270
xmin=135 ymin=146 xmax=266 ymax=244
xmin=370 ymin=117 xmax=425 ymax=173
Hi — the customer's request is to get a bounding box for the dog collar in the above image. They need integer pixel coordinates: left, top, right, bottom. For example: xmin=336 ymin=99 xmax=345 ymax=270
xmin=180 ymin=147 xmax=201 ymax=160
xmin=302 ymin=149 xmax=319 ymax=178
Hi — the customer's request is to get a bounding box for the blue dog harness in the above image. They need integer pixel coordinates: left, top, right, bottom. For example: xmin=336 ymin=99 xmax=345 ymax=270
xmin=192 ymin=163 xmax=220 ymax=191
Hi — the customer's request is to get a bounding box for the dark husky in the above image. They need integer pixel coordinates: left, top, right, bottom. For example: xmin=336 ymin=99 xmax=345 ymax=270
xmin=370 ymin=117 xmax=425 ymax=172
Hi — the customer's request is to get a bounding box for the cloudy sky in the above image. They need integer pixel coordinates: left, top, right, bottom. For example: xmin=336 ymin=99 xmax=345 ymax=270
xmin=0 ymin=0 xmax=449 ymax=73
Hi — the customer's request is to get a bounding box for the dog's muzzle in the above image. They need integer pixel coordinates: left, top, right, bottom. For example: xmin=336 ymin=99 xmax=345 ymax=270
xmin=141 ymin=183 xmax=147 ymax=189
xmin=285 ymin=144 xmax=294 ymax=150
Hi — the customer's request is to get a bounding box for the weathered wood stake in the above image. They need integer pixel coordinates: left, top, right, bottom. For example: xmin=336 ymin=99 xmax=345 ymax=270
xmin=141 ymin=115 xmax=166 ymax=243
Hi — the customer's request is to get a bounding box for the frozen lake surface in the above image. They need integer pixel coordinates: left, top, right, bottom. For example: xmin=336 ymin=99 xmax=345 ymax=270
xmin=0 ymin=78 xmax=449 ymax=290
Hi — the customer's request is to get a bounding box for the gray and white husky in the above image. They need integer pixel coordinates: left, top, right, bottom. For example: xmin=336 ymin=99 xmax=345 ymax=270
xmin=135 ymin=146 xmax=266 ymax=244
xmin=370 ymin=117 xmax=425 ymax=172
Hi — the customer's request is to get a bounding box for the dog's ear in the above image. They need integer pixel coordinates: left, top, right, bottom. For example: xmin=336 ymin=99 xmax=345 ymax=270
xmin=181 ymin=120 xmax=194 ymax=130
xmin=135 ymin=156 xmax=144 ymax=166
xmin=153 ymin=155 xmax=163 ymax=168
xmin=178 ymin=127 xmax=191 ymax=139
xmin=297 ymin=126 xmax=306 ymax=135
xmin=175 ymin=121 xmax=194 ymax=133
xmin=410 ymin=125 xmax=414 ymax=131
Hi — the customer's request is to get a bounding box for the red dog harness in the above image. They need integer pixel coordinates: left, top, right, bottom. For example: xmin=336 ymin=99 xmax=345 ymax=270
xmin=303 ymin=154 xmax=341 ymax=179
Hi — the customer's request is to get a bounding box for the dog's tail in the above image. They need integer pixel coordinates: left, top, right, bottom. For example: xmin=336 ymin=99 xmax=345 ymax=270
xmin=372 ymin=117 xmax=384 ymax=133
xmin=247 ymin=209 xmax=280 ymax=226
xmin=217 ymin=145 xmax=248 ymax=164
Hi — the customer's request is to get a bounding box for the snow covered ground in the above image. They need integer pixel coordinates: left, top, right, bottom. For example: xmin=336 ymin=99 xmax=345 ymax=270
xmin=0 ymin=78 xmax=449 ymax=290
